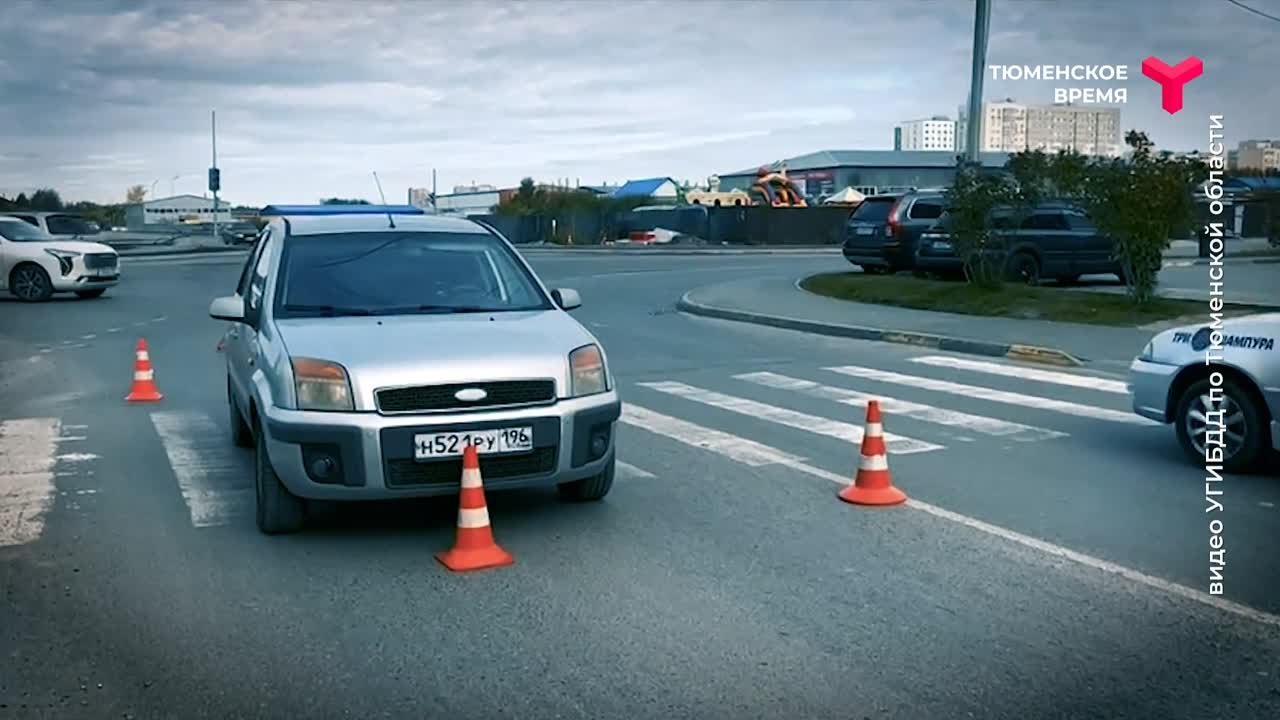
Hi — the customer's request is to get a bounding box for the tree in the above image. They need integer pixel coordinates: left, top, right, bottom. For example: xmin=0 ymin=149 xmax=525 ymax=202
xmin=14 ymin=192 xmax=29 ymax=208
xmin=320 ymin=197 xmax=370 ymax=205
xmin=126 ymin=185 xmax=147 ymax=203
xmin=28 ymin=188 xmax=63 ymax=211
xmin=943 ymin=163 xmax=1022 ymax=287
xmin=1124 ymin=130 xmax=1154 ymax=156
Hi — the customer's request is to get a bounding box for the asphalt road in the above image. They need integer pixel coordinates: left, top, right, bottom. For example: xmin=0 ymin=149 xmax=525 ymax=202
xmin=2 ymin=251 xmax=1279 ymax=719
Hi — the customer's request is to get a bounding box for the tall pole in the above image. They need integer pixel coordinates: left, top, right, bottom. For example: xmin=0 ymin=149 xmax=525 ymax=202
xmin=211 ymin=110 xmax=219 ymax=242
xmin=964 ymin=0 xmax=992 ymax=164
xmin=431 ymin=168 xmax=437 ymax=212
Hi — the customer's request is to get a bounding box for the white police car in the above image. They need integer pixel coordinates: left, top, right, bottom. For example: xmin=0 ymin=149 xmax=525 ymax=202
xmin=1129 ymin=313 xmax=1279 ymax=473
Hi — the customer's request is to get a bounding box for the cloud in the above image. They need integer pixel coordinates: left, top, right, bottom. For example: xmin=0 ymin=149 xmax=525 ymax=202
xmin=0 ymin=0 xmax=1272 ymax=204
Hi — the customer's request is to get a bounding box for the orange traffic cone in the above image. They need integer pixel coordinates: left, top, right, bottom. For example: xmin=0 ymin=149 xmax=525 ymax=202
xmin=436 ymin=445 xmax=514 ymax=572
xmin=125 ymin=338 xmax=163 ymax=403
xmin=838 ymin=400 xmax=907 ymax=506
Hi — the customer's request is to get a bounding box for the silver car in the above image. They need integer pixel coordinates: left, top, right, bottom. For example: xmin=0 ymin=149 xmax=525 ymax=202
xmin=1129 ymin=312 xmax=1279 ymax=473
xmin=208 ymin=211 xmax=621 ymax=534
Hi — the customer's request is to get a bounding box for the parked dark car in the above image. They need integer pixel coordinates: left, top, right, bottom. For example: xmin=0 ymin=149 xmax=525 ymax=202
xmin=842 ymin=190 xmax=945 ymax=274
xmin=219 ymin=221 xmax=260 ymax=245
xmin=915 ymin=202 xmax=1123 ymax=284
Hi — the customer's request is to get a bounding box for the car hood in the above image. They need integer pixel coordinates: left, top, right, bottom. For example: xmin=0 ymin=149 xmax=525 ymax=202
xmin=37 ymin=240 xmax=117 ymax=254
xmin=274 ymin=309 xmax=601 ymax=408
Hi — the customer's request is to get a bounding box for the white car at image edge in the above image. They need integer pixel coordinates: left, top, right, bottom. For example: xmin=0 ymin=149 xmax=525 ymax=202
xmin=1128 ymin=312 xmax=1280 ymax=474
xmin=0 ymin=216 xmax=120 ymax=301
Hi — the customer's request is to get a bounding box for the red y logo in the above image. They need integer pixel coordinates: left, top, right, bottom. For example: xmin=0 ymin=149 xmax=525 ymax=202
xmin=1141 ymin=56 xmax=1203 ymax=114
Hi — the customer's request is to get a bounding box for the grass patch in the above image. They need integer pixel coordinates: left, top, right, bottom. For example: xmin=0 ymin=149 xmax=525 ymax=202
xmin=799 ymin=272 xmax=1275 ymax=327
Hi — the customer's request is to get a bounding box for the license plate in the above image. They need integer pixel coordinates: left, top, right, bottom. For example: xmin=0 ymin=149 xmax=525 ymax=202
xmin=855 ymin=226 xmax=875 ymax=236
xmin=932 ymin=241 xmax=952 ymax=250
xmin=413 ymin=427 xmax=533 ymax=460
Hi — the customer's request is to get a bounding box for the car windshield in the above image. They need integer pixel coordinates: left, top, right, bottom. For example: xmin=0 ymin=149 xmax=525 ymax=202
xmin=850 ymin=198 xmax=897 ymax=222
xmin=275 ymin=230 xmax=553 ymax=317
xmin=0 ymin=219 xmax=53 ymax=242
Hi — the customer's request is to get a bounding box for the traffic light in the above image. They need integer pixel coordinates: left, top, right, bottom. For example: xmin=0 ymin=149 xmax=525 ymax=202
xmin=208 ymin=168 xmax=221 ymax=193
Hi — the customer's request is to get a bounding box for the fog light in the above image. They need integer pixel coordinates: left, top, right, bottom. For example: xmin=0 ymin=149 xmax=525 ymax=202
xmin=301 ymin=443 xmax=344 ymax=484
xmin=588 ymin=425 xmax=611 ymax=460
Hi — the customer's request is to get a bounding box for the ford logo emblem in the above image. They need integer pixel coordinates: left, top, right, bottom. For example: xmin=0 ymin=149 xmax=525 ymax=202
xmin=454 ymin=387 xmax=488 ymax=402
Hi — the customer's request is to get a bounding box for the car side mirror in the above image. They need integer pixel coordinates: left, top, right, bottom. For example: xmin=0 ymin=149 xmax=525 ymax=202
xmin=209 ymin=295 xmax=246 ymax=322
xmin=551 ymin=288 xmax=581 ymax=311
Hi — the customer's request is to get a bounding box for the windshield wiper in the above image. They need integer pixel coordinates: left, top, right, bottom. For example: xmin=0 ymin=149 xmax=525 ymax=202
xmin=374 ymin=304 xmax=499 ymax=315
xmin=283 ymin=304 xmax=373 ymax=316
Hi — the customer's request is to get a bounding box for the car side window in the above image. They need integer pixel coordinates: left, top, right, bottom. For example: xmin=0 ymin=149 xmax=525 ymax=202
xmin=1065 ymin=212 xmax=1097 ymax=233
xmin=1022 ymin=212 xmax=1069 ymax=231
xmin=245 ymin=234 xmax=274 ymax=324
xmin=236 ymin=232 xmax=268 ymax=296
xmin=45 ymin=215 xmax=79 ymax=234
xmin=11 ymin=215 xmax=38 ymax=227
xmin=908 ymin=200 xmax=943 ymax=220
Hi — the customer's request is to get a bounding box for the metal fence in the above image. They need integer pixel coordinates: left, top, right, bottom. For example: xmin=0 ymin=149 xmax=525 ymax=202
xmin=468 ymin=205 xmax=855 ymax=246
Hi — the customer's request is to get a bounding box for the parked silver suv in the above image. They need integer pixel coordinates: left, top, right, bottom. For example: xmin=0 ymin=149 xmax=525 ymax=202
xmin=208 ymin=209 xmax=621 ymax=534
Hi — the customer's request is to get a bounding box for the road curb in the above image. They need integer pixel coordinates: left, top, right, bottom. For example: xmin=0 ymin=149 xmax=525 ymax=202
xmin=1162 ymin=256 xmax=1280 ymax=267
xmin=676 ymin=291 xmax=1084 ymax=368
xmin=117 ymin=245 xmax=250 ymax=258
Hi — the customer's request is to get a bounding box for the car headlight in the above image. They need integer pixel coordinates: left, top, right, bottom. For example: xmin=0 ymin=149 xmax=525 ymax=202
xmin=44 ymin=248 xmax=80 ymax=275
xmin=292 ymin=357 xmax=354 ymax=411
xmin=569 ymin=344 xmax=608 ymax=397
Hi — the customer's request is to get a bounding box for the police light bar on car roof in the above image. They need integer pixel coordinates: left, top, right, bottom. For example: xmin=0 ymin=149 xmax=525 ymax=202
xmin=258 ymin=204 xmax=425 ymax=217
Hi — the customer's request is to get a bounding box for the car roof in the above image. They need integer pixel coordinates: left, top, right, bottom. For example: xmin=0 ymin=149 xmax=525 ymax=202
xmin=282 ymin=213 xmax=492 ymax=237
xmin=1 ymin=211 xmax=78 ymax=218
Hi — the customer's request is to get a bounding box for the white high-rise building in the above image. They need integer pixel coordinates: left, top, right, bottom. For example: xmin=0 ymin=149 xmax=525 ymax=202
xmin=956 ymin=101 xmax=1122 ymax=157
xmin=894 ymin=116 xmax=957 ymax=152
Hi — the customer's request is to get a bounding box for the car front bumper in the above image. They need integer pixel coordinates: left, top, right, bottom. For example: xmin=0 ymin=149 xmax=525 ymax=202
xmin=1127 ymin=357 xmax=1181 ymax=423
xmin=260 ymin=391 xmax=622 ymax=500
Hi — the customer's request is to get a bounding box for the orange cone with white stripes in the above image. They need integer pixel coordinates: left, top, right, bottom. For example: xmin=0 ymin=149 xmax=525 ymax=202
xmin=436 ymin=445 xmax=514 ymax=572
xmin=838 ymin=400 xmax=907 ymax=506
xmin=125 ymin=338 xmax=163 ymax=403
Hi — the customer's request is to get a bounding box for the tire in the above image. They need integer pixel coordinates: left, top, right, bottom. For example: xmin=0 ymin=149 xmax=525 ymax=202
xmin=9 ymin=264 xmax=54 ymax=302
xmin=228 ymin=379 xmax=253 ymax=448
xmin=1006 ymin=253 xmax=1040 ymax=285
xmin=75 ymin=289 xmax=106 ymax=299
xmin=557 ymin=456 xmax=615 ymax=502
xmin=1174 ymin=377 xmax=1269 ymax=474
xmin=254 ymin=421 xmax=306 ymax=534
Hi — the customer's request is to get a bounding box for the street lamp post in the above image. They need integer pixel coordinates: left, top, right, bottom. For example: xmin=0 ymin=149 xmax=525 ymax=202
xmin=964 ymin=0 xmax=992 ymax=165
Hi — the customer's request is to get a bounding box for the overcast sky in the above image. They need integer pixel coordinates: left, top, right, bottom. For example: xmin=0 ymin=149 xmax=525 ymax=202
xmin=1 ymin=0 xmax=1275 ymax=206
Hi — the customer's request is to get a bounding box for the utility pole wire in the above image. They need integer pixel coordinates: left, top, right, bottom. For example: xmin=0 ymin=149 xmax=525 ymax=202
xmin=1225 ymin=0 xmax=1280 ymax=24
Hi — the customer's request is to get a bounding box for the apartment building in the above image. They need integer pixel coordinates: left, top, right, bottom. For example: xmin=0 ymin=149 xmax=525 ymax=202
xmin=1235 ymin=140 xmax=1280 ymax=173
xmin=893 ymin=116 xmax=957 ymax=152
xmin=956 ymin=100 xmax=1123 ymax=157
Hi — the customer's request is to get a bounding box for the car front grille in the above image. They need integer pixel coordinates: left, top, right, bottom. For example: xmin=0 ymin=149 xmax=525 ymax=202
xmin=375 ymin=380 xmax=556 ymax=414
xmin=384 ymin=447 xmax=558 ymax=488
xmin=84 ymin=253 xmax=118 ymax=269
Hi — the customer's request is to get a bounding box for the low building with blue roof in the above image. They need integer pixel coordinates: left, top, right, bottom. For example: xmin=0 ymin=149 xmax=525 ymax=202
xmin=611 ymin=177 xmax=679 ymax=202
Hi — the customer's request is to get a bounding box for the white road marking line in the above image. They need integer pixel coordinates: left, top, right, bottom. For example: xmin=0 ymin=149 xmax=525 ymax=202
xmin=617 ymin=461 xmax=655 ymax=479
xmin=619 ymin=404 xmax=807 ymax=467
xmin=909 ymin=355 xmax=1129 ymax=394
xmin=81 ymin=334 xmax=96 ymax=340
xmin=56 ymin=453 xmax=98 ymax=462
xmin=0 ymin=418 xmax=60 ymax=547
xmin=621 ymin=403 xmax=1280 ymax=629
xmin=39 ymin=348 xmax=53 ymax=353
xmin=63 ymin=425 xmax=87 ymax=430
xmin=107 ymin=327 xmax=122 ymax=333
xmin=637 ymin=381 xmax=943 ymax=455
xmin=56 ymin=436 xmax=87 ymax=443
xmin=150 ymin=411 xmax=251 ymax=528
xmin=735 ymin=371 xmax=1067 ymax=442
xmin=825 ymin=365 xmax=1157 ymax=426
xmin=1261 ymin=502 xmax=1275 ymax=509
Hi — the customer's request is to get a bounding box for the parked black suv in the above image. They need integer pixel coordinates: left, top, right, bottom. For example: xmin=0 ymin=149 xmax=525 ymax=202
xmin=842 ymin=190 xmax=944 ymax=274
xmin=915 ymin=202 xmax=1123 ymax=284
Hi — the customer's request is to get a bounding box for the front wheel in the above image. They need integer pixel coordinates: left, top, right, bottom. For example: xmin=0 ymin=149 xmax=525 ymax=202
xmin=254 ymin=422 xmax=306 ymax=534
xmin=75 ymin=289 xmax=106 ymax=299
xmin=557 ymin=456 xmax=615 ymax=502
xmin=1174 ymin=377 xmax=1269 ymax=474
xmin=10 ymin=264 xmax=54 ymax=302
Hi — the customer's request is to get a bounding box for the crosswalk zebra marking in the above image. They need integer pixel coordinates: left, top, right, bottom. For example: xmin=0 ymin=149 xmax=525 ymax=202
xmin=150 ymin=411 xmax=251 ymax=528
xmin=0 ymin=418 xmax=60 ymax=547
xmin=617 ymin=461 xmax=656 ymax=479
xmin=733 ymin=371 xmax=1067 ymax=442
xmin=637 ymin=380 xmax=943 ymax=455
xmin=620 ymin=404 xmax=807 ymax=467
xmin=825 ymin=365 xmax=1157 ymax=426
xmin=910 ymin=356 xmax=1129 ymax=394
